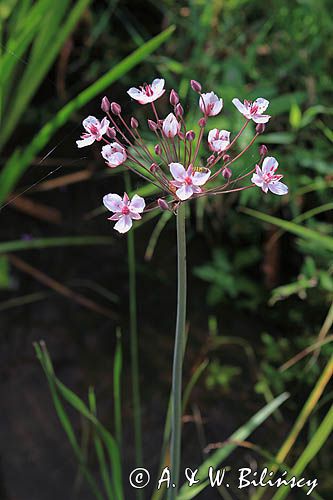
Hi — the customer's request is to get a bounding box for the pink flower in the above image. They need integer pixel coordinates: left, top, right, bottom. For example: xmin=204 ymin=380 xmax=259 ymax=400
xmin=208 ymin=128 xmax=230 ymax=152
xmin=162 ymin=113 xmax=180 ymax=138
xmin=127 ymin=78 xmax=165 ymax=104
xmin=251 ymin=156 xmax=288 ymax=195
xmin=103 ymin=192 xmax=145 ymax=233
xmin=199 ymin=92 xmax=223 ymax=116
xmin=76 ymin=116 xmax=110 ymax=148
xmin=232 ymin=98 xmax=270 ymax=123
xmin=101 ymin=143 xmax=127 ymax=168
xmin=170 ymin=163 xmax=211 ymax=200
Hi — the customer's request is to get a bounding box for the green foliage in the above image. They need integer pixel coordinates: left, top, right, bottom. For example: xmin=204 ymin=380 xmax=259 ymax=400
xmin=194 ymin=247 xmax=262 ymax=309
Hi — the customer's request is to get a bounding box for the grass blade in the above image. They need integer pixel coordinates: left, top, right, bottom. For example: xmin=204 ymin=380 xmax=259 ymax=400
xmin=176 ymin=392 xmax=289 ymax=499
xmin=242 ymin=208 xmax=333 ymax=251
xmin=0 ymin=236 xmax=114 ymax=254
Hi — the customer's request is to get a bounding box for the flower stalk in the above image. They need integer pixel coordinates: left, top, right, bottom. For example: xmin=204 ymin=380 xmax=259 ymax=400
xmin=169 ymin=202 xmax=187 ymax=499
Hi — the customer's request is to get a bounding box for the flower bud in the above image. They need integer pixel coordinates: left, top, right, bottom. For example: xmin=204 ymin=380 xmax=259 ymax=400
xmin=106 ymin=127 xmax=116 ymax=139
xmin=259 ymin=144 xmax=268 ymax=156
xmin=207 ymin=154 xmax=215 ymax=164
xmin=222 ymin=167 xmax=232 ymax=179
xmin=198 ymin=117 xmax=206 ymax=128
xmin=163 ymin=113 xmax=180 ymax=138
xmin=178 ymin=131 xmax=185 ymax=141
xmin=222 ymin=154 xmax=231 ymax=162
xmin=150 ymin=163 xmax=158 ymax=173
xmin=175 ymin=103 xmax=184 ymax=117
xmin=185 ymin=130 xmax=195 ymax=141
xmin=154 ymin=144 xmax=162 ymax=155
xmin=190 ymin=79 xmax=202 ymax=93
xmin=111 ymin=102 xmax=122 ymax=115
xmin=256 ymin=123 xmax=266 ymax=134
xmin=170 ymin=89 xmax=179 ymax=106
xmin=101 ymin=96 xmax=110 ymax=113
xmin=148 ymin=119 xmax=158 ymax=131
xmin=130 ymin=117 xmax=139 ymax=129
xmin=157 ymin=198 xmax=170 ymax=211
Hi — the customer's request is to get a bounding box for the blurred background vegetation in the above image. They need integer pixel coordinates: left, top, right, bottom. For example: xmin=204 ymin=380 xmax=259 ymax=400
xmin=0 ymin=0 xmax=332 ymax=499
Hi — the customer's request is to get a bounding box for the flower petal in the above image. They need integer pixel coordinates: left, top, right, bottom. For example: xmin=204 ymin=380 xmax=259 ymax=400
xmin=82 ymin=116 xmax=99 ymax=132
xmin=262 ymin=156 xmax=278 ymax=174
xmin=151 ymin=78 xmax=165 ymax=94
xmin=114 ymin=215 xmax=133 ymax=233
xmin=176 ymin=184 xmax=194 ymax=200
xmin=103 ymin=193 xmax=124 ymax=213
xmin=100 ymin=117 xmax=110 ymax=135
xmin=252 ymin=113 xmax=271 ymax=123
xmin=232 ymin=98 xmax=247 ymax=114
xmin=192 ymin=169 xmax=211 ymax=186
xmin=254 ymin=98 xmax=269 ymax=113
xmin=129 ymin=194 xmax=145 ymax=213
xmin=76 ymin=136 xmax=95 ymax=148
xmin=127 ymin=87 xmax=143 ymax=101
xmin=251 ymin=173 xmax=264 ymax=187
xmin=268 ymin=181 xmax=288 ymax=195
xmin=170 ymin=162 xmax=186 ymax=181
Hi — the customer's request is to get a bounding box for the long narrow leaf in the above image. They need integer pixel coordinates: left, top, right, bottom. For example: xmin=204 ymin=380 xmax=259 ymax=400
xmin=242 ymin=208 xmax=333 ymax=251
xmin=177 ymin=393 xmax=289 ymax=500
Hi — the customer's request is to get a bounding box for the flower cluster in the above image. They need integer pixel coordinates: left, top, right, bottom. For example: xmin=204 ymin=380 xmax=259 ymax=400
xmin=77 ymin=78 xmax=288 ymax=233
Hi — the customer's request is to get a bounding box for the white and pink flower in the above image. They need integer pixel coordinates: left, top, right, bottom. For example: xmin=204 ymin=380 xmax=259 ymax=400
xmin=127 ymin=78 xmax=165 ymax=104
xmin=232 ymin=98 xmax=270 ymax=123
xmin=103 ymin=192 xmax=145 ymax=233
xmin=101 ymin=143 xmax=127 ymax=168
xmin=199 ymin=92 xmax=223 ymax=116
xmin=170 ymin=163 xmax=211 ymax=200
xmin=163 ymin=113 xmax=180 ymax=138
xmin=251 ymin=156 xmax=288 ymax=195
xmin=76 ymin=116 xmax=110 ymax=148
xmin=208 ymin=129 xmax=230 ymax=152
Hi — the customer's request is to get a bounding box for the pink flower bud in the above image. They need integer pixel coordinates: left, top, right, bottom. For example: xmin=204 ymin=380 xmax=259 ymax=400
xmin=170 ymin=89 xmax=179 ymax=106
xmin=162 ymin=113 xmax=180 ymax=138
xmin=148 ymin=119 xmax=158 ymax=131
xmin=101 ymin=96 xmax=110 ymax=113
xmin=185 ymin=130 xmax=195 ymax=141
xmin=157 ymin=198 xmax=170 ymax=211
xmin=106 ymin=127 xmax=116 ymax=139
xmin=259 ymin=144 xmax=268 ymax=156
xmin=207 ymin=154 xmax=215 ymax=164
xmin=154 ymin=144 xmax=162 ymax=155
xmin=222 ymin=167 xmax=232 ymax=179
xmin=256 ymin=123 xmax=266 ymax=134
xmin=175 ymin=103 xmax=184 ymax=117
xmin=111 ymin=102 xmax=122 ymax=115
xmin=150 ymin=163 xmax=158 ymax=173
xmin=191 ymin=79 xmax=202 ymax=93
xmin=198 ymin=117 xmax=206 ymax=128
xmin=178 ymin=131 xmax=185 ymax=140
xmin=130 ymin=117 xmax=139 ymax=128
xmin=222 ymin=154 xmax=231 ymax=162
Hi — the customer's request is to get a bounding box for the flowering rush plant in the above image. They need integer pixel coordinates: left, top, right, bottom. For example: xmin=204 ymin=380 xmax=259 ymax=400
xmin=76 ymin=78 xmax=288 ymax=499
xmin=77 ymin=78 xmax=288 ymax=233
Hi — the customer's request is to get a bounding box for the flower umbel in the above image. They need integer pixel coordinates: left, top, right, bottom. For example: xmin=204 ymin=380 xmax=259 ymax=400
xmin=77 ymin=78 xmax=288 ymax=232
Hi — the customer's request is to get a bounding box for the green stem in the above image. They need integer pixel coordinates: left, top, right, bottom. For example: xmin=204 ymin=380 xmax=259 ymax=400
xmin=169 ymin=203 xmax=187 ymax=499
xmin=125 ymin=174 xmax=143 ymax=494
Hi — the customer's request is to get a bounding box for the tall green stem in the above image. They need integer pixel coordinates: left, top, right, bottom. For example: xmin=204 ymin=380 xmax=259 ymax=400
xmin=125 ymin=174 xmax=143 ymax=488
xmin=169 ymin=203 xmax=187 ymax=499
